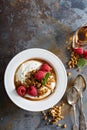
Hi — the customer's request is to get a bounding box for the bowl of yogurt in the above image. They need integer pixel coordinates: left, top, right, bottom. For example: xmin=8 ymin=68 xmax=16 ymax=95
xmin=4 ymin=48 xmax=67 ymax=111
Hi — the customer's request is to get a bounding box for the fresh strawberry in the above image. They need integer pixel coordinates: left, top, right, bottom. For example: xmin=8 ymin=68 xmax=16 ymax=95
xmin=34 ymin=70 xmax=45 ymax=81
xmin=27 ymin=86 xmax=37 ymax=96
xmin=17 ymin=86 xmax=26 ymax=97
xmin=74 ymin=48 xmax=83 ymax=55
xmin=40 ymin=63 xmax=50 ymax=72
xmin=83 ymin=50 xmax=87 ymax=56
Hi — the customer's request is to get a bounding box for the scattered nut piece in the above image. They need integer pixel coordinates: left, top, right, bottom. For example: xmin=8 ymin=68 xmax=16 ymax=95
xmin=77 ymin=68 xmax=81 ymax=72
xmin=59 ymin=106 xmax=61 ymax=110
xmin=61 ymin=102 xmax=65 ymax=106
xmin=57 ymin=123 xmax=62 ymax=127
xmin=44 ymin=116 xmax=47 ymax=120
xmin=41 ymin=111 xmax=46 ymax=116
xmin=67 ymin=46 xmax=71 ymax=50
xmin=60 ymin=115 xmax=64 ymax=119
xmin=67 ymin=72 xmax=71 ymax=77
xmin=47 ymin=119 xmax=51 ymax=123
xmin=69 ymin=65 xmax=72 ymax=69
xmin=51 ymin=121 xmax=56 ymax=125
xmin=63 ymin=124 xmax=67 ymax=128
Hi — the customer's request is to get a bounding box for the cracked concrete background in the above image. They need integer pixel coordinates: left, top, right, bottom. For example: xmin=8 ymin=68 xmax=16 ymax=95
xmin=0 ymin=0 xmax=87 ymax=130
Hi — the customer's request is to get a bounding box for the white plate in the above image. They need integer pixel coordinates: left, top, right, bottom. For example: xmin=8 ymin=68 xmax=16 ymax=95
xmin=4 ymin=48 xmax=67 ymax=112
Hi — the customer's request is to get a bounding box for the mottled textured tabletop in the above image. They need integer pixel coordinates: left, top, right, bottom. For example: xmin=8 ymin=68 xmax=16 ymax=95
xmin=0 ymin=0 xmax=87 ymax=130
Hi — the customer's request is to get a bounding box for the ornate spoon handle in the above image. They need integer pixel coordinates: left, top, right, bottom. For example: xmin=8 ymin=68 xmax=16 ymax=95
xmin=73 ymin=104 xmax=78 ymax=130
xmin=79 ymin=95 xmax=87 ymax=130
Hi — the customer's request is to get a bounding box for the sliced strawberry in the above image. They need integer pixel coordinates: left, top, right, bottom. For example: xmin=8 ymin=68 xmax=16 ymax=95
xmin=27 ymin=86 xmax=37 ymax=96
xmin=34 ymin=71 xmax=45 ymax=81
xmin=74 ymin=48 xmax=83 ymax=55
xmin=17 ymin=86 xmax=26 ymax=97
xmin=40 ymin=63 xmax=50 ymax=72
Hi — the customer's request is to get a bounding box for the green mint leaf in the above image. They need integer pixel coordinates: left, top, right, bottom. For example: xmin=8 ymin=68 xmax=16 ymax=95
xmin=42 ymin=73 xmax=50 ymax=85
xmin=41 ymin=78 xmax=45 ymax=85
xmin=77 ymin=58 xmax=87 ymax=68
xmin=45 ymin=73 xmax=50 ymax=80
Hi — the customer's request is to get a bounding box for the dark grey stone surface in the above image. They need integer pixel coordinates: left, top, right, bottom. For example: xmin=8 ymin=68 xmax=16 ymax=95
xmin=0 ymin=0 xmax=87 ymax=130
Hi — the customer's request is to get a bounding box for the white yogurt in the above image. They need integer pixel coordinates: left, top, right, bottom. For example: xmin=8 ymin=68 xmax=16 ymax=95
xmin=15 ymin=60 xmax=42 ymax=83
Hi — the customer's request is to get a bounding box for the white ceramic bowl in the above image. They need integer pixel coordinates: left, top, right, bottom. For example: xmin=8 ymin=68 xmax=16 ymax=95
xmin=4 ymin=48 xmax=67 ymax=112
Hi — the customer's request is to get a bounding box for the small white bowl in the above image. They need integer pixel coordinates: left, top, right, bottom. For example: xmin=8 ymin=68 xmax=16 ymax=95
xmin=4 ymin=48 xmax=67 ymax=112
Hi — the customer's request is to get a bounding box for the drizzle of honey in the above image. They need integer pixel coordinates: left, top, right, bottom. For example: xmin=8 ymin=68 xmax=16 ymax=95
xmin=77 ymin=26 xmax=87 ymax=43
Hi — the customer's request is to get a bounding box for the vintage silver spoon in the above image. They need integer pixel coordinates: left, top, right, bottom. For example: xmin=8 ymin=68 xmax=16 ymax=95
xmin=67 ymin=87 xmax=79 ymax=130
xmin=73 ymin=75 xmax=87 ymax=130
